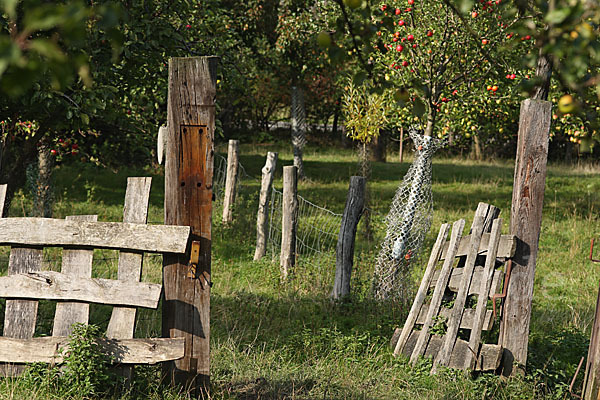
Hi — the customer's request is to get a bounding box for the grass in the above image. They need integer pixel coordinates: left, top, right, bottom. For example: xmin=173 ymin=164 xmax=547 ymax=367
xmin=0 ymin=143 xmax=599 ymax=399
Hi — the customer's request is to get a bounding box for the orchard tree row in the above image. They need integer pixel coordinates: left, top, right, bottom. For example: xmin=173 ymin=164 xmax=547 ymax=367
xmin=0 ymin=0 xmax=599 ymax=210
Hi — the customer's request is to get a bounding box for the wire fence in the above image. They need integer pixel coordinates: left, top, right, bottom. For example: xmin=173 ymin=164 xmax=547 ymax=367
xmin=267 ymin=186 xmax=342 ymax=283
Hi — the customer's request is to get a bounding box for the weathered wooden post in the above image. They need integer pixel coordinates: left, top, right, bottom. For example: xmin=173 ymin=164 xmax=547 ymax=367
xmin=163 ymin=56 xmax=217 ymax=393
xmin=583 ymin=280 xmax=600 ymax=399
xmin=280 ymin=166 xmax=298 ymax=280
xmin=222 ymin=139 xmax=239 ymax=223
xmin=253 ymin=152 xmax=278 ymax=261
xmin=500 ymin=98 xmax=552 ymax=375
xmin=331 ymin=176 xmax=366 ymax=300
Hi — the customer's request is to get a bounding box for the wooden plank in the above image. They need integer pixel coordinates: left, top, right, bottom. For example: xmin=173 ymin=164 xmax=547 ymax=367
xmin=0 ymin=337 xmax=184 ymax=364
xmin=465 ymin=218 xmax=503 ymax=370
xmin=107 ymin=177 xmax=152 ymax=380
xmin=107 ymin=177 xmax=152 ymax=340
xmin=440 ymin=233 xmax=515 ymax=260
xmin=0 ymin=184 xmax=7 ymax=217
xmin=254 ymin=152 xmax=278 ymax=261
xmin=410 ymin=219 xmax=465 ymax=364
xmin=331 ymin=176 xmax=367 ymax=300
xmin=53 ymin=215 xmax=98 ymax=337
xmin=0 ymin=218 xmax=190 ymax=253
xmin=163 ymin=56 xmax=217 ymax=392
xmin=501 ymin=99 xmax=552 ymax=375
xmin=222 ymin=139 xmax=239 ymax=223
xmin=433 ymin=216 xmax=485 ymax=373
xmin=415 ymin=305 xmax=494 ymax=331
xmin=280 ymin=166 xmax=298 ymax=280
xmin=402 ymin=331 xmax=502 ymax=371
xmin=431 ymin=266 xmax=502 ymax=297
xmin=473 ymin=202 xmax=501 ymax=234
xmin=0 ymin=271 xmax=161 ymax=308
xmin=393 ymin=223 xmax=450 ymax=356
xmin=1 ymin=246 xmax=42 ymax=376
xmin=583 ymin=281 xmax=600 ymax=400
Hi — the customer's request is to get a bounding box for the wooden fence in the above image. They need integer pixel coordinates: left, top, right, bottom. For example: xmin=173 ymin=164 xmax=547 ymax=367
xmin=0 ymin=178 xmax=189 ymax=376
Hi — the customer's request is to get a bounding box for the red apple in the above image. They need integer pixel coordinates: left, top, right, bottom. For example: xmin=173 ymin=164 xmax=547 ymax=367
xmin=50 ymin=149 xmax=57 ymax=156
xmin=481 ymin=39 xmax=489 ymax=45
xmin=471 ymin=11 xmax=478 ymax=18
xmin=407 ymin=34 xmax=414 ymax=41
xmin=426 ymin=30 xmax=433 ymax=37
xmin=395 ymin=8 xmax=401 ymax=15
xmin=398 ymin=20 xmax=405 ymax=26
xmin=402 ymin=60 xmax=409 ymax=66
xmin=408 ymin=0 xmax=414 ymax=5
xmin=396 ymin=44 xmax=404 ymax=51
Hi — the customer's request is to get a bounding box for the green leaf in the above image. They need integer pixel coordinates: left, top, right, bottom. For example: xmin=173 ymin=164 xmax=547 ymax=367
xmin=28 ymin=39 xmax=66 ymax=61
xmin=544 ymin=8 xmax=571 ymax=25
xmin=458 ymin=0 xmax=474 ymax=15
xmin=353 ymin=71 xmax=367 ymax=85
xmin=80 ymin=113 xmax=89 ymax=125
xmin=0 ymin=0 xmax=19 ymax=19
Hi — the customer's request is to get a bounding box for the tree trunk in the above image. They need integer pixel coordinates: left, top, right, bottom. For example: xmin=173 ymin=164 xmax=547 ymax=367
xmin=33 ymin=142 xmax=54 ymax=218
xmin=368 ymin=131 xmax=387 ymax=162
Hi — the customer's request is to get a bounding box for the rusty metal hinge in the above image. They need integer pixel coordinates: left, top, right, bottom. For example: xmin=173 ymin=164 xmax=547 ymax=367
xmin=492 ymin=259 xmax=512 ymax=320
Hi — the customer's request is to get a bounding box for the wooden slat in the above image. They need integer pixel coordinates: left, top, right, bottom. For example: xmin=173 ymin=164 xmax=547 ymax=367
xmin=0 ymin=184 xmax=7 ymax=217
xmin=107 ymin=178 xmax=152 ymax=380
xmin=0 ymin=271 xmax=161 ymax=308
xmin=466 ymin=218 xmax=503 ymax=370
xmin=402 ymin=331 xmax=502 ymax=371
xmin=53 ymin=215 xmax=97 ymax=337
xmin=431 ymin=267 xmax=502 ymax=297
xmin=0 ymin=218 xmax=190 ymax=253
xmin=473 ymin=202 xmax=501 ymax=234
xmin=410 ymin=219 xmax=465 ymax=364
xmin=393 ymin=223 xmax=450 ymax=356
xmin=415 ymin=305 xmax=494 ymax=331
xmin=107 ymin=177 xmax=152 ymax=340
xmin=0 ymin=337 xmax=184 ymax=364
xmin=433 ymin=216 xmax=485 ymax=373
xmin=1 ymin=246 xmax=42 ymax=376
xmin=440 ymin=233 xmax=515 ymax=260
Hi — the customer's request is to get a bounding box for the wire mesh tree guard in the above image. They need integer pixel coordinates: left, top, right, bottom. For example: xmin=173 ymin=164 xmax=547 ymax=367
xmin=372 ymin=127 xmax=445 ymax=300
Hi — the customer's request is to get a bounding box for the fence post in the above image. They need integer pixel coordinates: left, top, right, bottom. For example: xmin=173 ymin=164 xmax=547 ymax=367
xmin=331 ymin=176 xmax=366 ymax=300
xmin=222 ymin=139 xmax=239 ymax=223
xmin=253 ymin=152 xmax=278 ymax=261
xmin=163 ymin=56 xmax=217 ymax=394
xmin=280 ymin=166 xmax=298 ymax=280
xmin=500 ymin=98 xmax=552 ymax=376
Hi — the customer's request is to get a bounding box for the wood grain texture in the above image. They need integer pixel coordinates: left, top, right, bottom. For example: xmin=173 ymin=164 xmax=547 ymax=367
xmin=430 ymin=266 xmax=502 ymax=297
xmin=0 ymin=337 xmax=184 ymax=364
xmin=410 ymin=219 xmax=465 ymax=364
xmin=254 ymin=152 xmax=278 ymax=261
xmin=393 ymin=223 xmax=450 ymax=356
xmin=0 ymin=218 xmax=190 ymax=253
xmin=1 ymin=246 xmax=42 ymax=376
xmin=280 ymin=166 xmax=298 ymax=281
xmin=163 ymin=56 xmax=217 ymax=391
xmin=414 ymin=305 xmax=494 ymax=331
xmin=0 ymin=184 xmax=6 ymax=218
xmin=331 ymin=176 xmax=366 ymax=300
xmin=107 ymin=177 xmax=152 ymax=340
xmin=501 ymin=99 xmax=552 ymax=375
xmin=53 ymin=215 xmax=98 ymax=337
xmin=222 ymin=140 xmax=239 ymax=223
xmin=0 ymin=271 xmax=161 ymax=308
xmin=402 ymin=331 xmax=502 ymax=371
xmin=439 ymin=233 xmax=515 ymax=260
xmin=583 ymin=281 xmax=600 ymax=400
xmin=465 ymin=218 xmax=503 ymax=370
xmin=433 ymin=216 xmax=485 ymax=373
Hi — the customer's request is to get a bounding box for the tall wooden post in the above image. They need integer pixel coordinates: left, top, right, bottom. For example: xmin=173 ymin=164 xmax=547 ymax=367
xmin=254 ymin=152 xmax=278 ymax=261
xmin=222 ymin=139 xmax=239 ymax=223
xmin=500 ymin=99 xmax=552 ymax=375
xmin=331 ymin=176 xmax=366 ymax=300
xmin=163 ymin=56 xmax=217 ymax=393
xmin=280 ymin=166 xmax=298 ymax=280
